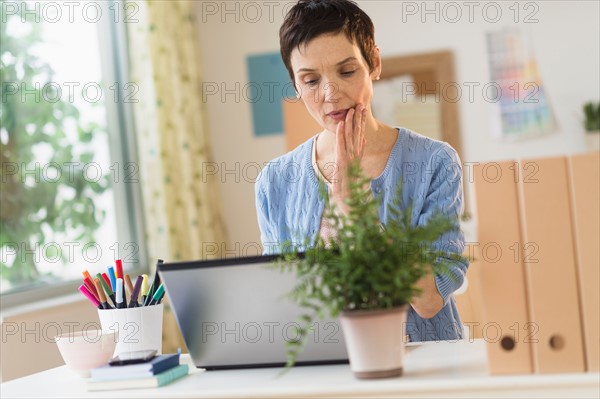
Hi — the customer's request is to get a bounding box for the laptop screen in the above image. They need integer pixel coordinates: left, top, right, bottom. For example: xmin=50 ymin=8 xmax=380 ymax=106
xmin=158 ymin=255 xmax=348 ymax=369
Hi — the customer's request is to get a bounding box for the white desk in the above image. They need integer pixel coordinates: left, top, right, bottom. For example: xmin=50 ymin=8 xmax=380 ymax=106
xmin=2 ymin=339 xmax=598 ymax=398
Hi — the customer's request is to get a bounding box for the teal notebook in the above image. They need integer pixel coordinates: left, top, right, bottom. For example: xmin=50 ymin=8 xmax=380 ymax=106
xmin=87 ymin=364 xmax=189 ymax=391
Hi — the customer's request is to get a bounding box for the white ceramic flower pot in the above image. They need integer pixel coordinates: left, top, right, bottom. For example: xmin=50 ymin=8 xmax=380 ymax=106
xmin=339 ymin=305 xmax=409 ymax=379
xmin=585 ymin=131 xmax=599 ymax=152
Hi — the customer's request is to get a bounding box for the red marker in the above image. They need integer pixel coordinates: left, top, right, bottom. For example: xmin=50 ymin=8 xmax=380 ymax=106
xmin=115 ymin=259 xmax=123 ymax=280
xmin=83 ymin=277 xmax=99 ymax=301
xmin=101 ymin=273 xmax=112 ymax=290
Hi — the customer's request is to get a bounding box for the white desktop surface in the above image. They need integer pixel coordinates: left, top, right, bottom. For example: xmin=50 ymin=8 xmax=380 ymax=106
xmin=2 ymin=339 xmax=599 ymax=398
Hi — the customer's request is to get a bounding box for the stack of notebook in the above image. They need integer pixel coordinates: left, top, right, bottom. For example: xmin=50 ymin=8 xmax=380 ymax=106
xmin=87 ymin=352 xmax=188 ymax=391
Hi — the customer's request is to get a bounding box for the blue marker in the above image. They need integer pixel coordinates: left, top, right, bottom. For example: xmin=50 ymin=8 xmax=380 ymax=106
xmin=108 ymin=266 xmax=117 ymax=291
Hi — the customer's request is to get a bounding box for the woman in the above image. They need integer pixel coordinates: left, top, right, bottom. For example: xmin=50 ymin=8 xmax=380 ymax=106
xmin=255 ymin=0 xmax=468 ymax=342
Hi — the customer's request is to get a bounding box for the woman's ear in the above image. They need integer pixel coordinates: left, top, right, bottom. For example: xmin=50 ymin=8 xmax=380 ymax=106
xmin=371 ymin=46 xmax=382 ymax=81
xmin=294 ymin=83 xmax=301 ymax=99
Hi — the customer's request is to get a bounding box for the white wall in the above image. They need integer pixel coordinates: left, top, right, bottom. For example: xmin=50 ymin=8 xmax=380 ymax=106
xmin=194 ymin=0 xmax=599 ymax=249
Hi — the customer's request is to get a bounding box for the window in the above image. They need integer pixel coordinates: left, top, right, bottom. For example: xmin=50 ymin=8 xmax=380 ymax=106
xmin=0 ymin=1 xmax=145 ymax=304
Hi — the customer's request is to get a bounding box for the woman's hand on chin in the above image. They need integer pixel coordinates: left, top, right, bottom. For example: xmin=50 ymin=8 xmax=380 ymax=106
xmin=331 ymin=103 xmax=367 ymax=214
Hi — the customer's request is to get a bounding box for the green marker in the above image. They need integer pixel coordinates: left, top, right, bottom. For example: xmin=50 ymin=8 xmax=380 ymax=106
xmin=148 ymin=284 xmax=165 ymax=306
xmin=97 ymin=273 xmax=116 ymax=307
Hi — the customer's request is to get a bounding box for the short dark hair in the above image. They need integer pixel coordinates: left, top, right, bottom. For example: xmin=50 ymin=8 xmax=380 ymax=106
xmin=279 ymin=0 xmax=376 ymax=87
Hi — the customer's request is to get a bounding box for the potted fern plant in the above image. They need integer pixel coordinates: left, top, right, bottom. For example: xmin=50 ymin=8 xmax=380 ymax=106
xmin=583 ymin=101 xmax=600 ymax=151
xmin=275 ymin=161 xmax=468 ymax=379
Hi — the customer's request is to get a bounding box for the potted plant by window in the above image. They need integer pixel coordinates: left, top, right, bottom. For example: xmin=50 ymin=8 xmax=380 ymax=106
xmin=583 ymin=101 xmax=600 ymax=151
xmin=274 ymin=161 xmax=469 ymax=379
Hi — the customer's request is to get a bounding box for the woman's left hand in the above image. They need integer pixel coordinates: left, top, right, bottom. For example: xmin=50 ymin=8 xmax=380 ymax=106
xmin=331 ymin=103 xmax=367 ymax=214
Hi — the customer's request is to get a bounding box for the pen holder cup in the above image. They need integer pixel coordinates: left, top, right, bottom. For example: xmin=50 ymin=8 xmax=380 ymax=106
xmin=97 ymin=303 xmax=163 ymax=357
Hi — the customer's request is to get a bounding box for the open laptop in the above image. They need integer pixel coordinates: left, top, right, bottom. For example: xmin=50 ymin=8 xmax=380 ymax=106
xmin=157 ymin=255 xmax=348 ymax=369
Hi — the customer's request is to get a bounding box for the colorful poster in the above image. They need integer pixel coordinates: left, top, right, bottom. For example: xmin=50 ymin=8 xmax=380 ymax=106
xmin=486 ymin=28 xmax=557 ymax=139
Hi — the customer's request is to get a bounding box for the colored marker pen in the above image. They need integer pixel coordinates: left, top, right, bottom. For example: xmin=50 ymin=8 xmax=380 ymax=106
xmin=79 ymin=284 xmax=101 ymax=309
xmin=108 ymin=266 xmax=117 ymax=291
xmin=116 ymin=278 xmax=125 ymax=309
xmin=83 ymin=277 xmax=99 ymax=302
xmin=141 ymin=274 xmax=149 ymax=305
xmin=100 ymin=272 xmax=111 ymax=291
xmin=144 ymin=262 xmax=162 ymax=306
xmin=124 ymin=274 xmax=134 ymax=301
xmin=148 ymin=283 xmax=164 ymax=306
xmin=121 ymin=275 xmax=128 ymax=308
xmin=129 ymin=275 xmax=143 ymax=308
xmin=93 ymin=278 xmax=112 ymax=309
xmin=98 ymin=273 xmax=116 ymax=307
xmin=115 ymin=259 xmax=123 ymax=280
xmin=82 ymin=270 xmax=93 ymax=282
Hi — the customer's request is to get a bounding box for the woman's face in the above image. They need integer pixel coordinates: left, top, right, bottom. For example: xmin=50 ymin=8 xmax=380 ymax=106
xmin=290 ymin=32 xmax=380 ymax=135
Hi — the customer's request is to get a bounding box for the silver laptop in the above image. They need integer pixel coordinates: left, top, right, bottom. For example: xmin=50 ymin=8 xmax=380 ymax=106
xmin=157 ymin=255 xmax=348 ymax=369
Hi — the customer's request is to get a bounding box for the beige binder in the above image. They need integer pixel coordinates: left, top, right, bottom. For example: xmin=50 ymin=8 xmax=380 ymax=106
xmin=474 ymin=161 xmax=533 ymax=374
xmin=517 ymin=156 xmax=585 ymax=373
xmin=567 ymin=151 xmax=600 ymax=371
